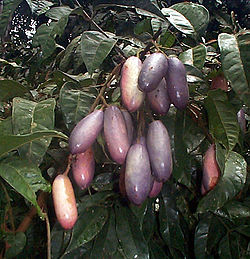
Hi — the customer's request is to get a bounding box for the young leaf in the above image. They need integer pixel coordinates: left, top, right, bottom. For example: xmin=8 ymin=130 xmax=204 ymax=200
xmin=205 ymin=90 xmax=240 ymax=150
xmin=81 ymin=31 xmax=117 ymax=75
xmin=0 ymin=158 xmax=50 ymax=217
xmin=12 ymin=97 xmax=56 ymax=165
xmin=197 ymin=151 xmax=247 ymax=213
xmin=218 ymin=33 xmax=250 ymax=106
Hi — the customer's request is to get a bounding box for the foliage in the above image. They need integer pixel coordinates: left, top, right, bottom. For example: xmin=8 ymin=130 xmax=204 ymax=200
xmin=0 ymin=0 xmax=249 ymax=258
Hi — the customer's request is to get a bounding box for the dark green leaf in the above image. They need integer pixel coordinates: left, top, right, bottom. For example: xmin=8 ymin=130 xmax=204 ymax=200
xmin=197 ymin=151 xmax=247 ymax=213
xmin=59 ymin=81 xmax=96 ymax=130
xmin=0 ymin=117 xmax=13 ymax=135
xmin=4 ymin=232 xmax=26 ymax=258
xmin=160 ymin=31 xmax=175 ymax=48
xmin=67 ymin=206 xmax=108 ymax=252
xmin=0 ymin=58 xmax=21 ymax=68
xmin=134 ymin=19 xmax=152 ymax=35
xmin=12 ymin=97 xmax=56 ymax=165
xmin=218 ymin=33 xmax=250 ymax=106
xmin=91 ymin=173 xmax=115 ymax=191
xmin=142 ymin=199 xmax=156 ymax=243
xmin=0 ymin=80 xmax=31 ymax=102
xmin=115 ymin=203 xmax=150 ymax=259
xmin=218 ymin=232 xmax=240 ymax=259
xmin=45 ymin=6 xmax=72 ymax=20
xmin=205 ymin=90 xmax=240 ymax=150
xmin=236 ymin=225 xmax=250 ymax=237
xmin=81 ymin=31 xmax=117 ymax=74
xmin=0 ymin=130 xmax=68 ymax=158
xmin=149 ymin=240 xmax=168 ymax=259
xmin=25 ymin=0 xmax=54 ymax=15
xmin=0 ymin=157 xmax=50 ymax=217
xmin=130 ymin=200 xmax=148 ymax=229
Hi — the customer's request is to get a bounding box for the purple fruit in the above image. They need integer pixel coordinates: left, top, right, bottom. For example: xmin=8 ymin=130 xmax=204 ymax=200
xmin=125 ymin=144 xmax=152 ymax=205
xmin=166 ymin=57 xmax=189 ymax=110
xmin=69 ymin=110 xmax=104 ymax=154
xmin=72 ymin=148 xmax=95 ymax=189
xmin=147 ymin=78 xmax=171 ymax=115
xmin=202 ymin=144 xmax=220 ymax=194
xmin=149 ymin=179 xmax=163 ymax=198
xmin=121 ymin=56 xmax=145 ymax=112
xmin=138 ymin=53 xmax=168 ymax=93
xmin=121 ymin=109 xmax=134 ymax=145
xmin=237 ymin=108 xmax=246 ymax=134
xmin=104 ymin=106 xmax=130 ymax=164
xmin=147 ymin=120 xmax=172 ymax=182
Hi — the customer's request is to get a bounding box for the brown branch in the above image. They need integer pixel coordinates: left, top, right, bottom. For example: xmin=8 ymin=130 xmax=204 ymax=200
xmin=63 ymin=154 xmax=73 ymax=177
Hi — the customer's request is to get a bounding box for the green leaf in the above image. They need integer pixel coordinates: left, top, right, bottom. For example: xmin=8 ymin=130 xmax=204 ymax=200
xmin=45 ymin=6 xmax=72 ymax=20
xmin=0 ymin=158 xmax=50 ymax=217
xmin=179 ymin=44 xmax=207 ymax=69
xmin=171 ymin=3 xmax=209 ymax=36
xmin=90 ymin=209 xmax=118 ymax=258
xmin=81 ymin=31 xmax=117 ymax=74
xmin=59 ymin=81 xmax=96 ymax=130
xmin=115 ymin=203 xmax=150 ymax=259
xmin=0 ymin=130 xmax=68 ymax=159
xmin=0 ymin=80 xmax=31 ymax=102
xmin=0 ymin=58 xmax=22 ymax=68
xmin=194 ymin=213 xmax=226 ymax=259
xmin=66 ymin=206 xmax=108 ymax=252
xmin=25 ymin=0 xmax=54 ymax=15
xmin=218 ymin=32 xmax=250 ymax=106
xmin=12 ymin=98 xmax=56 ymax=165
xmin=91 ymin=173 xmax=115 ymax=191
xmin=0 ymin=117 xmax=13 ymax=135
xmin=160 ymin=31 xmax=175 ymax=48
xmin=142 ymin=199 xmax=156 ymax=243
xmin=218 ymin=232 xmax=240 ymax=259
xmin=134 ymin=19 xmax=152 ymax=35
xmin=205 ymin=90 xmax=240 ymax=150
xmin=197 ymin=151 xmax=247 ymax=213
xmin=4 ymin=232 xmax=26 ymax=258
xmin=149 ymin=240 xmax=168 ymax=259
xmin=161 ymin=8 xmax=194 ymax=35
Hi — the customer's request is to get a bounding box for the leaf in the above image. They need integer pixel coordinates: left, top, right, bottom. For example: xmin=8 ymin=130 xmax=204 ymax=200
xmin=0 ymin=157 xmax=50 ymax=217
xmin=90 ymin=209 xmax=118 ymax=258
xmin=4 ymin=232 xmax=26 ymax=258
xmin=142 ymin=199 xmax=156 ymax=243
xmin=194 ymin=213 xmax=226 ymax=259
xmin=45 ymin=6 xmax=72 ymax=20
xmin=149 ymin=240 xmax=168 ymax=259
xmin=59 ymin=81 xmax=96 ymax=130
xmin=0 ymin=58 xmax=21 ymax=68
xmin=115 ymin=203 xmax=150 ymax=259
xmin=0 ymin=80 xmax=31 ymax=102
xmin=205 ymin=90 xmax=240 ymax=150
xmin=25 ymin=0 xmax=54 ymax=15
xmin=0 ymin=130 xmax=68 ymax=159
xmin=160 ymin=31 xmax=175 ymax=48
xmin=66 ymin=206 xmax=108 ymax=252
xmin=91 ymin=173 xmax=115 ymax=191
xmin=81 ymin=31 xmax=117 ymax=74
xmin=218 ymin=32 xmax=250 ymax=106
xmin=0 ymin=117 xmax=13 ymax=135
xmin=197 ymin=151 xmax=247 ymax=213
xmin=12 ymin=98 xmax=56 ymax=165
xmin=171 ymin=3 xmax=209 ymax=36
xmin=179 ymin=44 xmax=207 ymax=69
xmin=161 ymin=8 xmax=194 ymax=35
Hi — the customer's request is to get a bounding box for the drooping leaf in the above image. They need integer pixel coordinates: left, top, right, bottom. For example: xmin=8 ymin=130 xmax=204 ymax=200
xmin=59 ymin=81 xmax=96 ymax=130
xmin=171 ymin=3 xmax=209 ymax=37
xmin=197 ymin=151 xmax=247 ymax=213
xmin=81 ymin=31 xmax=117 ymax=74
xmin=0 ymin=131 xmax=68 ymax=159
xmin=115 ymin=202 xmax=150 ymax=259
xmin=12 ymin=98 xmax=56 ymax=165
xmin=179 ymin=44 xmax=207 ymax=69
xmin=0 ymin=80 xmax=31 ymax=102
xmin=205 ymin=90 xmax=240 ymax=150
xmin=218 ymin=32 xmax=250 ymax=106
xmin=0 ymin=157 xmax=50 ymax=217
xmin=4 ymin=232 xmax=26 ymax=258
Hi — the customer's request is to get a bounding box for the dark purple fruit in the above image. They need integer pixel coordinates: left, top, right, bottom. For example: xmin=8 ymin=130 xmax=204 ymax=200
xmin=69 ymin=110 xmax=104 ymax=154
xmin=147 ymin=120 xmax=172 ymax=182
xmin=125 ymin=144 xmax=152 ymax=205
xmin=121 ymin=109 xmax=134 ymax=145
xmin=72 ymin=148 xmax=95 ymax=190
xmin=149 ymin=179 xmax=163 ymax=198
xmin=147 ymin=78 xmax=171 ymax=115
xmin=104 ymin=106 xmax=130 ymax=164
xmin=202 ymin=144 xmax=220 ymax=195
xmin=121 ymin=56 xmax=145 ymax=112
xmin=166 ymin=57 xmax=189 ymax=110
xmin=52 ymin=174 xmax=78 ymax=229
xmin=237 ymin=108 xmax=246 ymax=134
xmin=138 ymin=53 xmax=168 ymax=93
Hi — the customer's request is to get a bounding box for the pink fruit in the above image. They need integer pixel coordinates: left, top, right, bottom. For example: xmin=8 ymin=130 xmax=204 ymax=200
xmin=149 ymin=179 xmax=163 ymax=198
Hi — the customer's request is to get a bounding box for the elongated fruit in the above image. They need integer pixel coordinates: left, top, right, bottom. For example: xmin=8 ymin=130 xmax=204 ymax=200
xmin=72 ymin=148 xmax=95 ymax=189
xmin=166 ymin=57 xmax=189 ymax=110
xmin=202 ymin=144 xmax=220 ymax=194
xmin=149 ymin=178 xmax=163 ymax=198
xmin=69 ymin=110 xmax=104 ymax=154
xmin=104 ymin=106 xmax=130 ymax=164
xmin=125 ymin=144 xmax=152 ymax=205
xmin=138 ymin=53 xmax=168 ymax=92
xmin=121 ymin=109 xmax=134 ymax=145
xmin=147 ymin=120 xmax=172 ymax=182
xmin=147 ymin=78 xmax=171 ymax=115
xmin=210 ymin=74 xmax=228 ymax=91
xmin=52 ymin=174 xmax=77 ymax=229
xmin=121 ymin=56 xmax=145 ymax=112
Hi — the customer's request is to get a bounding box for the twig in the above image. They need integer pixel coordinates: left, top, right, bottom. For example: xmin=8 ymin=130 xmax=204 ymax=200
xmin=63 ymin=154 xmax=73 ymax=177
xmin=45 ymin=213 xmax=51 ymax=259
